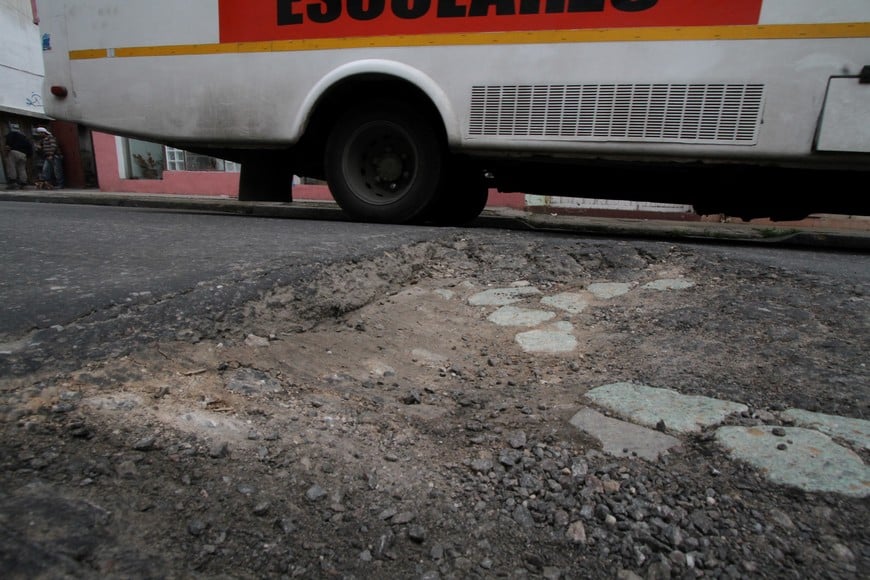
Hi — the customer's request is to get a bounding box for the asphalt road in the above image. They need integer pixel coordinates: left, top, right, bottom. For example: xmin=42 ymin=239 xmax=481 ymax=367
xmin=0 ymin=202 xmax=443 ymax=340
xmin=2 ymin=199 xmax=867 ymax=378
xmin=2 ymin=197 xmax=865 ymax=339
xmin=0 ymin=198 xmax=867 ymax=579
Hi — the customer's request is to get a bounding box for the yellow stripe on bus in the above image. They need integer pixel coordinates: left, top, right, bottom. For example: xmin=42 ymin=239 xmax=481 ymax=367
xmin=69 ymin=23 xmax=870 ymax=60
xmin=68 ymin=48 xmax=109 ymax=59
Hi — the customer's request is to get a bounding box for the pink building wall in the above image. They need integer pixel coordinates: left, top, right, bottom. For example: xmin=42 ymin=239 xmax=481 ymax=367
xmin=93 ymin=132 xmax=240 ymax=197
xmin=93 ymin=131 xmax=527 ymax=208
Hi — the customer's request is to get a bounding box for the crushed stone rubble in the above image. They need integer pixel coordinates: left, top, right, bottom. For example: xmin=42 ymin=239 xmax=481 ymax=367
xmin=1 ymin=235 xmax=867 ymax=579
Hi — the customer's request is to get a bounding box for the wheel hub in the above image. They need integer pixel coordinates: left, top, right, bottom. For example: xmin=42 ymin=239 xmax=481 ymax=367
xmin=373 ymin=151 xmax=404 ymax=183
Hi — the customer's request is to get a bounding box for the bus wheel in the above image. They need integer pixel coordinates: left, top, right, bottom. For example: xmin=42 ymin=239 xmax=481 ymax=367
xmin=325 ymin=103 xmax=443 ymax=224
xmin=421 ymin=159 xmax=489 ymax=226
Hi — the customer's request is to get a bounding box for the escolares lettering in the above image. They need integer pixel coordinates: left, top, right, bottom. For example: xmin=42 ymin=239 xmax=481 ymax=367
xmin=277 ymin=0 xmax=658 ymax=25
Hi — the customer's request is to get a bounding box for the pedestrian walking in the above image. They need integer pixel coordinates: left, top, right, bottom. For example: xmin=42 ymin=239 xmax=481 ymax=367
xmin=34 ymin=127 xmax=64 ymax=189
xmin=2 ymin=124 xmax=34 ymax=189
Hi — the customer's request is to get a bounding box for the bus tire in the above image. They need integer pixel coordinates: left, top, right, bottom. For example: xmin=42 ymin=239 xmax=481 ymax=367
xmin=422 ymin=159 xmax=489 ymax=226
xmin=325 ymin=102 xmax=443 ymax=224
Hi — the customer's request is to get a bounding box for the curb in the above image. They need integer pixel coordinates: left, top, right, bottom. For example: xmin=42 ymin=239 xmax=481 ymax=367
xmin=3 ymin=188 xmax=869 ymax=251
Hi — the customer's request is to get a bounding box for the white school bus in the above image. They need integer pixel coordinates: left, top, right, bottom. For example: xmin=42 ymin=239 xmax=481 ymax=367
xmin=38 ymin=1 xmax=870 ymax=224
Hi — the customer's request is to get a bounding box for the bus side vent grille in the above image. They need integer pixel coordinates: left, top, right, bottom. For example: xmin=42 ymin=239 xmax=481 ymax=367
xmin=468 ymin=83 xmax=764 ymax=144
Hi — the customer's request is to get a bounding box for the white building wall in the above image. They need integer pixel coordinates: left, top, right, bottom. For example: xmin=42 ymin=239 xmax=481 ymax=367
xmin=0 ymin=0 xmax=46 ymax=118
xmin=526 ymin=196 xmax=693 ymax=215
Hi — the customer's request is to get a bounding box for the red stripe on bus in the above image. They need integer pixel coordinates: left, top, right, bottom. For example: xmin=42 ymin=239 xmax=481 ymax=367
xmin=218 ymin=0 xmax=764 ymax=43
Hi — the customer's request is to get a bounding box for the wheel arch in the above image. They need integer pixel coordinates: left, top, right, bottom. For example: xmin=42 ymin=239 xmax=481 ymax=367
xmin=294 ymin=60 xmax=459 ymax=177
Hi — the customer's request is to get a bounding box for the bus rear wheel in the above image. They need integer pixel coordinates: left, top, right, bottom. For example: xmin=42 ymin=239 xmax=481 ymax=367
xmin=325 ymin=102 xmax=443 ymax=224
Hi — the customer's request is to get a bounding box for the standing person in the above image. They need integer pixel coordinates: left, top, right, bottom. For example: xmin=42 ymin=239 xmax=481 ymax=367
xmin=2 ymin=124 xmax=34 ymax=189
xmin=35 ymin=126 xmax=64 ymax=189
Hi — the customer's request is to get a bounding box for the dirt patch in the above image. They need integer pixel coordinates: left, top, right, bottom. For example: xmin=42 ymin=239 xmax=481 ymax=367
xmin=1 ymin=234 xmax=867 ymax=579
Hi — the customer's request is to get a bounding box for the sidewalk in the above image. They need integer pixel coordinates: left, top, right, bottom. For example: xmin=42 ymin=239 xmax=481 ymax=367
xmin=2 ymin=186 xmax=869 ymax=250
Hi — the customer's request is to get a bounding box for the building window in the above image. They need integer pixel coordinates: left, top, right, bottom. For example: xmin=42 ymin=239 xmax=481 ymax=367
xmin=163 ymin=146 xmax=241 ymax=173
xmin=127 ymin=139 xmax=165 ymax=179
xmin=165 ymin=147 xmax=185 ymax=171
xmin=120 ymin=138 xmax=247 ymax=179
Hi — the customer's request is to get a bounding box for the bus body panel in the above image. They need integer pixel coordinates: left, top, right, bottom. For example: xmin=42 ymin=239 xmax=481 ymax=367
xmin=47 ymin=38 xmax=869 ymax=165
xmin=817 ymin=77 xmax=870 ymax=153
xmin=759 ymin=1 xmax=869 ymax=24
xmin=37 ymin=1 xmax=870 ymax=182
